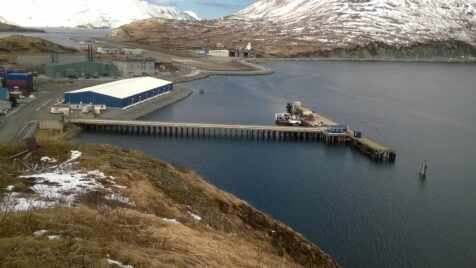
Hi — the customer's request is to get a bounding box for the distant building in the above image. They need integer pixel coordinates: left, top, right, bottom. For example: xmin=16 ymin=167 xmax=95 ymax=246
xmin=44 ymin=62 xmax=118 ymax=78
xmin=228 ymin=48 xmax=257 ymax=58
xmin=97 ymin=47 xmax=120 ymax=54
xmin=208 ymin=50 xmax=230 ymax=57
xmin=50 ymin=104 xmax=71 ymax=115
xmin=122 ymin=48 xmax=144 ymax=56
xmin=113 ymin=58 xmax=156 ymax=78
xmin=64 ymin=77 xmax=174 ymax=108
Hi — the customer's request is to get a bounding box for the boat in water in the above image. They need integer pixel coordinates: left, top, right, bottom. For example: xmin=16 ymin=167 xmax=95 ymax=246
xmin=419 ymin=161 xmax=428 ymax=177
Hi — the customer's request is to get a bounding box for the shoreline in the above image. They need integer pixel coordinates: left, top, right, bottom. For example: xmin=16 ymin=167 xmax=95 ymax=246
xmin=253 ymin=57 xmax=476 ymax=64
xmin=174 ymin=60 xmax=274 ymax=83
xmin=96 ymin=87 xmax=193 ymax=121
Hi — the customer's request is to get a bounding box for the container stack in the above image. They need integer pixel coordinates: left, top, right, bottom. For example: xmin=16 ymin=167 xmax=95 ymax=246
xmin=0 ymin=66 xmax=5 ymax=87
xmin=6 ymin=71 xmax=33 ymax=93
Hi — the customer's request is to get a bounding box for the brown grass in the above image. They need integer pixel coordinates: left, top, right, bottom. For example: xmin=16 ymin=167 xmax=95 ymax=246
xmin=0 ymin=141 xmax=339 ymax=267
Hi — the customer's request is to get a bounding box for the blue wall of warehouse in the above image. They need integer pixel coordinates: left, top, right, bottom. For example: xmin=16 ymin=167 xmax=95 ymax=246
xmin=64 ymin=83 xmax=174 ymax=108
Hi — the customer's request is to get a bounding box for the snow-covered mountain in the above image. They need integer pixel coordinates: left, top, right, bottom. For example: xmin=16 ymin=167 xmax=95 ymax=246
xmin=111 ymin=0 xmax=476 ymax=58
xmin=232 ymin=0 xmax=476 ymax=47
xmin=0 ymin=0 xmax=199 ymax=28
xmin=0 ymin=16 xmax=15 ymax=25
xmin=184 ymin=11 xmax=203 ymax=21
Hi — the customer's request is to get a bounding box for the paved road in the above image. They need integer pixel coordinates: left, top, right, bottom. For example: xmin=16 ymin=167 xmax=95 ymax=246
xmin=0 ymin=78 xmax=108 ymax=142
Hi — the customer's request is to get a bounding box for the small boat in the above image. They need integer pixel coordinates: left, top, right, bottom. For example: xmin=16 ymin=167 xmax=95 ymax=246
xmin=419 ymin=161 xmax=428 ymax=177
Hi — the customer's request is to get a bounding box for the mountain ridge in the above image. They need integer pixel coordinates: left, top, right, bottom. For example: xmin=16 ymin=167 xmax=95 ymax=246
xmin=0 ymin=0 xmax=199 ymax=28
xmin=110 ymin=0 xmax=476 ymax=59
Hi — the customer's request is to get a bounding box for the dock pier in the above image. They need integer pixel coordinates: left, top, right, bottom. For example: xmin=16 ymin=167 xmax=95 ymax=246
xmin=68 ymin=119 xmax=396 ymax=162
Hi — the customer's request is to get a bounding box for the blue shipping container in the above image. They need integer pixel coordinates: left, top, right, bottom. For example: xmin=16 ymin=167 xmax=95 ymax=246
xmin=0 ymin=67 xmax=5 ymax=82
xmin=6 ymin=69 xmax=26 ymax=74
xmin=6 ymin=73 xmax=33 ymax=91
xmin=327 ymin=125 xmax=348 ymax=133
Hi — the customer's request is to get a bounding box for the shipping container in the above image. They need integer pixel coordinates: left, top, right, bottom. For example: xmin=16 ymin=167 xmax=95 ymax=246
xmin=0 ymin=66 xmax=5 ymax=77
xmin=6 ymin=73 xmax=33 ymax=91
xmin=327 ymin=125 xmax=348 ymax=133
xmin=6 ymin=69 xmax=26 ymax=74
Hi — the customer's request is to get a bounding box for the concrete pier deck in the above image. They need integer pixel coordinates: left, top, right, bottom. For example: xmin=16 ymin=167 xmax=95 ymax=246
xmin=68 ymin=118 xmax=396 ymax=162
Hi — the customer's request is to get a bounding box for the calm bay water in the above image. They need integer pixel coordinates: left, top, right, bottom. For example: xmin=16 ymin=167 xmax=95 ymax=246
xmin=77 ymin=61 xmax=476 ymax=267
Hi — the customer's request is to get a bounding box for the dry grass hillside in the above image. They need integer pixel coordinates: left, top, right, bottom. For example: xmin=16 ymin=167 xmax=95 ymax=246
xmin=0 ymin=35 xmax=77 ymax=63
xmin=0 ymin=141 xmax=339 ymax=268
xmin=0 ymin=23 xmax=44 ymax=33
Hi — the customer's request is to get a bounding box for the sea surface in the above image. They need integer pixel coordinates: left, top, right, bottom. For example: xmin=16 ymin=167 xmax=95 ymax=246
xmin=76 ymin=61 xmax=476 ymax=268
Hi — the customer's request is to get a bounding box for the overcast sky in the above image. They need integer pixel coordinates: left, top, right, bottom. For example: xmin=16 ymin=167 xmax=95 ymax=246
xmin=147 ymin=0 xmax=255 ymax=19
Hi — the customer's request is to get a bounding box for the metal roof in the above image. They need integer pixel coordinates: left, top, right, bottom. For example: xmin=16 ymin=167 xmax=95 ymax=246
xmin=66 ymin=77 xmax=172 ymax=99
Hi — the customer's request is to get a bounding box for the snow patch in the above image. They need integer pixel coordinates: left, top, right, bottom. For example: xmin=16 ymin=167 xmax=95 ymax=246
xmin=160 ymin=218 xmax=181 ymax=224
xmin=5 ymin=185 xmax=14 ymax=191
xmin=33 ymin=230 xmax=48 ymax=237
xmin=188 ymin=211 xmax=202 ymax=221
xmin=1 ymin=150 xmax=133 ymax=212
xmin=107 ymin=259 xmax=134 ymax=268
xmin=48 ymin=235 xmax=61 ymax=240
xmin=105 ymin=193 xmax=135 ymax=207
xmin=41 ymin=157 xmax=57 ymax=163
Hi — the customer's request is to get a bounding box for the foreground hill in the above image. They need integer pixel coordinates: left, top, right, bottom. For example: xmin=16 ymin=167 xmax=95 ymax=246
xmin=110 ymin=0 xmax=476 ymax=59
xmin=0 ymin=141 xmax=338 ymax=267
xmin=0 ymin=22 xmax=44 ymax=33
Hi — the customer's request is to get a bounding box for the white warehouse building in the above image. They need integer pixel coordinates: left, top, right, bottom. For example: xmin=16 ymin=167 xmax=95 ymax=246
xmin=64 ymin=77 xmax=173 ymax=108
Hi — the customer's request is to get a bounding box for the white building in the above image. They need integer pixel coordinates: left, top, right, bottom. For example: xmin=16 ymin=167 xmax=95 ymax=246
xmin=208 ymin=50 xmax=229 ymax=57
xmin=122 ymin=48 xmax=144 ymax=56
xmin=50 ymin=104 xmax=71 ymax=115
xmin=113 ymin=59 xmax=156 ymax=78
xmin=97 ymin=47 xmax=120 ymax=54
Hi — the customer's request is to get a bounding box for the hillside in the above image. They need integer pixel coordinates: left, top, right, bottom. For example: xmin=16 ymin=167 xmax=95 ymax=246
xmin=0 ymin=141 xmax=339 ymax=267
xmin=0 ymin=0 xmax=198 ymax=28
xmin=0 ymin=35 xmax=77 ymax=63
xmin=0 ymin=22 xmax=44 ymax=33
xmin=110 ymin=0 xmax=476 ymax=59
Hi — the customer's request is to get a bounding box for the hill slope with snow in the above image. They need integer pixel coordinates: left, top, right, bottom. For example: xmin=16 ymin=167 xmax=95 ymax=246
xmin=0 ymin=0 xmax=198 ymax=28
xmin=111 ymin=0 xmax=476 ymax=58
xmin=232 ymin=0 xmax=476 ymax=47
